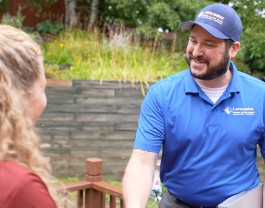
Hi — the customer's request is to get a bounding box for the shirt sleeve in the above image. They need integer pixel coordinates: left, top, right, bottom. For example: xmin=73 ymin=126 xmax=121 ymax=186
xmin=134 ymin=85 xmax=165 ymax=152
xmin=258 ymin=129 xmax=265 ymax=159
xmin=258 ymin=100 xmax=265 ymax=159
xmin=9 ymin=172 xmax=57 ymax=208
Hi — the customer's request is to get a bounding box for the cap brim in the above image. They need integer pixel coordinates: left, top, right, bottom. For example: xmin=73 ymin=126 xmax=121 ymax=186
xmin=179 ymin=21 xmax=195 ymax=30
xmin=179 ymin=21 xmax=229 ymax=40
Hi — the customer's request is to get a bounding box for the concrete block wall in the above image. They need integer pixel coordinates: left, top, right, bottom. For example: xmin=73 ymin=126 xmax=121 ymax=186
xmin=37 ymin=79 xmax=264 ymax=179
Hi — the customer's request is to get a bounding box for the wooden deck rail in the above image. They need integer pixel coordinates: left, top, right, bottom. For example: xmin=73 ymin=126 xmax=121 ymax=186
xmin=56 ymin=158 xmax=124 ymax=208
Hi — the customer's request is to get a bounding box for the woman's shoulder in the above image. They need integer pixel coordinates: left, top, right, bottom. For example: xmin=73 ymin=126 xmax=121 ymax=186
xmin=0 ymin=162 xmax=33 ymax=186
xmin=0 ymin=161 xmax=56 ymax=208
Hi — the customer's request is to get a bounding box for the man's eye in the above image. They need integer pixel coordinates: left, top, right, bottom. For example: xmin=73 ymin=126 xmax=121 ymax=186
xmin=205 ymin=43 xmax=214 ymax=47
xmin=190 ymin=39 xmax=197 ymax=44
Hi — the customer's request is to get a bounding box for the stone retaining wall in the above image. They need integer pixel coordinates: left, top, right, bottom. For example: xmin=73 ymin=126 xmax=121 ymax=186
xmin=37 ymin=80 xmax=145 ymax=178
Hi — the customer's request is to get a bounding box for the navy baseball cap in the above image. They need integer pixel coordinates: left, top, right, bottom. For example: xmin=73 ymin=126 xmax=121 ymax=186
xmin=179 ymin=3 xmax=242 ymax=42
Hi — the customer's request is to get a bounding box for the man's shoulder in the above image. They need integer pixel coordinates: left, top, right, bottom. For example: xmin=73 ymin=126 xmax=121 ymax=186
xmin=237 ymin=71 xmax=265 ymax=89
xmin=150 ymin=69 xmax=188 ymax=90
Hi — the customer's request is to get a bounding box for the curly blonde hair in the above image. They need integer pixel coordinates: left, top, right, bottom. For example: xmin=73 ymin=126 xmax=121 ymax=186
xmin=0 ymin=25 xmax=57 ymax=203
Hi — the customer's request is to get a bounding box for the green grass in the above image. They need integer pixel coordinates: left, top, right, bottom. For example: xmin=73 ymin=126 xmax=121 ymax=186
xmin=41 ymin=29 xmax=188 ymax=84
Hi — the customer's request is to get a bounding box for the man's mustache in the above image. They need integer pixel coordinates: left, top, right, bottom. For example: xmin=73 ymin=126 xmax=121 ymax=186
xmin=187 ymin=54 xmax=209 ymax=64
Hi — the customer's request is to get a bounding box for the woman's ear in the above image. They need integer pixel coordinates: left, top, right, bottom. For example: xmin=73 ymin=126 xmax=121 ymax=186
xmin=20 ymin=89 xmax=28 ymax=98
xmin=230 ymin=41 xmax=240 ymax=58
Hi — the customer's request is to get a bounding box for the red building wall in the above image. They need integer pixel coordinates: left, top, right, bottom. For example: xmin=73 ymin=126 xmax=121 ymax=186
xmin=6 ymin=0 xmax=65 ymax=27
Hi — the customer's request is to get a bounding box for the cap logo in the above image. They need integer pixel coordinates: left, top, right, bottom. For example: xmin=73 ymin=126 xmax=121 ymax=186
xmin=198 ymin=10 xmax=224 ymax=25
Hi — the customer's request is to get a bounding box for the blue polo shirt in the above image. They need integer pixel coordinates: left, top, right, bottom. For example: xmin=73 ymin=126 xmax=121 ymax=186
xmin=134 ymin=62 xmax=265 ymax=206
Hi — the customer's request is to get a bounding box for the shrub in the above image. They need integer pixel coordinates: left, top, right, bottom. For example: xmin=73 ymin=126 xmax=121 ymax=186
xmin=1 ymin=11 xmax=25 ymax=29
xmin=36 ymin=20 xmax=64 ymax=35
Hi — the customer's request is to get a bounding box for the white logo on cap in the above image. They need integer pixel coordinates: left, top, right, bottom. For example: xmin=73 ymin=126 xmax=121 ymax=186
xmin=198 ymin=10 xmax=224 ymax=25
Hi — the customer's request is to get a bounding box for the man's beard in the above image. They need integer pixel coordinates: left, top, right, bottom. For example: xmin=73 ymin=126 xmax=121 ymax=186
xmin=185 ymin=50 xmax=230 ymax=80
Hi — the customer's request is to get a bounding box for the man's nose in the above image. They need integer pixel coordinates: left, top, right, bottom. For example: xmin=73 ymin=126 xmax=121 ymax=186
xmin=192 ymin=44 xmax=204 ymax=57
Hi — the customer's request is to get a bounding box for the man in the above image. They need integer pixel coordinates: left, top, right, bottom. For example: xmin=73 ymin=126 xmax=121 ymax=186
xmin=122 ymin=3 xmax=265 ymax=208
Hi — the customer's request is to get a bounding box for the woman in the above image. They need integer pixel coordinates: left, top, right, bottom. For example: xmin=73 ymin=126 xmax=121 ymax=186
xmin=0 ymin=25 xmax=57 ymax=208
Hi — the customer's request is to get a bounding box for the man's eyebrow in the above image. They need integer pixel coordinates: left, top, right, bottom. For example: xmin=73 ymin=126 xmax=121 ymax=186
xmin=204 ymin=39 xmax=215 ymax=43
xmin=205 ymin=39 xmax=223 ymax=44
xmin=190 ymin=35 xmax=218 ymax=43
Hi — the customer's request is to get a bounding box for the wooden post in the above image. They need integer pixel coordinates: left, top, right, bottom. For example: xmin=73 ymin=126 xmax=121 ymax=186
xmin=85 ymin=158 xmax=105 ymax=208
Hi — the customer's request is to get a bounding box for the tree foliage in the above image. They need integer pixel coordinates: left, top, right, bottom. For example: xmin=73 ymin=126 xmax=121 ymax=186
xmin=102 ymin=0 xmax=215 ymax=32
xmin=0 ymin=0 xmax=10 ymax=14
xmin=230 ymin=0 xmax=265 ymax=73
xmin=101 ymin=0 xmax=216 ymax=50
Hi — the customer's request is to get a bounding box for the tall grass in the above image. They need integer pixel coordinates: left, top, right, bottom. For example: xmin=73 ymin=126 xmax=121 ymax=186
xmin=42 ymin=29 xmax=188 ymax=84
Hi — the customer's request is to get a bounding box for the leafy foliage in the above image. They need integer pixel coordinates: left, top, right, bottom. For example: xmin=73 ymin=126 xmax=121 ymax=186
xmin=102 ymin=0 xmax=215 ymax=32
xmin=231 ymin=0 xmax=265 ymax=73
xmin=0 ymin=0 xmax=9 ymax=14
xmin=102 ymin=0 xmax=149 ymax=27
xmin=0 ymin=11 xmax=25 ymax=29
xmin=101 ymin=0 xmax=216 ymax=53
xmin=36 ymin=20 xmax=64 ymax=35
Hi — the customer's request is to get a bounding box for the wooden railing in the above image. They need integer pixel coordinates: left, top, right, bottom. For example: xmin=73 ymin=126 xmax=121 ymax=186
xmin=56 ymin=158 xmax=124 ymax=208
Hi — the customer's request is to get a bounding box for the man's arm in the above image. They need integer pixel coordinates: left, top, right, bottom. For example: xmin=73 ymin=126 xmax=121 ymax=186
xmin=122 ymin=148 xmax=159 ymax=208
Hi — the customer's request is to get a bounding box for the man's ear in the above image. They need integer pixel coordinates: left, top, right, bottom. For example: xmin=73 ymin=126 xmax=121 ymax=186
xmin=230 ymin=41 xmax=240 ymax=58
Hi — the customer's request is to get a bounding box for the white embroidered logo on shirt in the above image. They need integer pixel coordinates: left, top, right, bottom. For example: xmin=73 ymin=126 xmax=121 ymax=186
xmin=224 ymin=107 xmax=255 ymax=116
